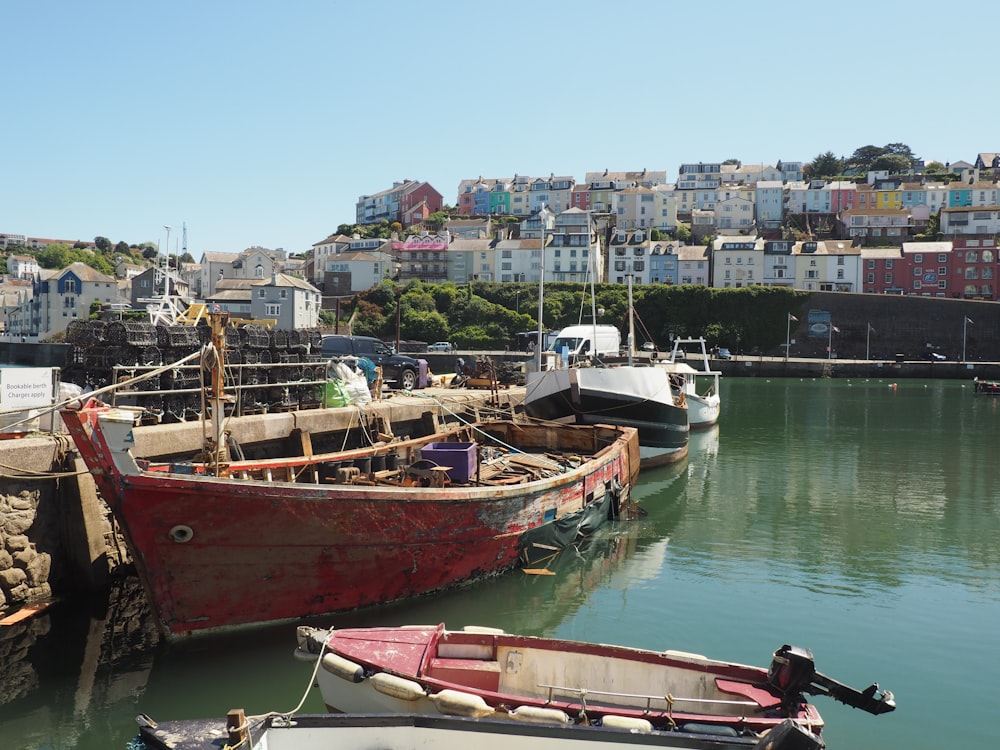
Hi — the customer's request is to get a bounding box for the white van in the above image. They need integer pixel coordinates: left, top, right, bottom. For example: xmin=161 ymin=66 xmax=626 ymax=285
xmin=548 ymin=324 xmax=621 ymax=362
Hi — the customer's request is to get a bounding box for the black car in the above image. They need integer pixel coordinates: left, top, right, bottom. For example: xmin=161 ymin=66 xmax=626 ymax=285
xmin=321 ymin=335 xmax=421 ymax=390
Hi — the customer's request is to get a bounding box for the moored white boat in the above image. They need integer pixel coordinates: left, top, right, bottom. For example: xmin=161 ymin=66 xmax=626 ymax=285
xmin=659 ymin=337 xmax=721 ymax=429
xmin=525 ymin=272 xmax=688 ymax=468
xmin=134 ymin=711 xmax=824 ymax=750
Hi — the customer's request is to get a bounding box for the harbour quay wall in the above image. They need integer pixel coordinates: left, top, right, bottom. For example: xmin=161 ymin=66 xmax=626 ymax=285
xmin=0 ymin=436 xmax=118 ymax=612
xmin=706 ymin=357 xmax=1000 ymax=380
xmin=0 ymin=386 xmax=521 ymax=616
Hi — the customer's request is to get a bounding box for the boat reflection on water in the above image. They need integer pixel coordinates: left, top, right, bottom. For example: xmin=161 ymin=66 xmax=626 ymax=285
xmin=0 ymin=426 xmax=720 ymax=750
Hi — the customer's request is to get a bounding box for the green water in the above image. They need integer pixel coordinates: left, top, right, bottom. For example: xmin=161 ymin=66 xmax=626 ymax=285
xmin=2 ymin=377 xmax=997 ymax=749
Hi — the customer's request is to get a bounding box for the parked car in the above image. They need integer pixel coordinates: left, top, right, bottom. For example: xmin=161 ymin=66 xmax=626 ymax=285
xmin=427 ymin=341 xmax=455 ymax=352
xmin=640 ymin=341 xmax=655 ymax=352
xmin=321 ymin=335 xmax=422 ymax=390
xmin=716 ymin=347 xmax=732 ymax=360
xmin=923 ymin=352 xmax=946 ymax=361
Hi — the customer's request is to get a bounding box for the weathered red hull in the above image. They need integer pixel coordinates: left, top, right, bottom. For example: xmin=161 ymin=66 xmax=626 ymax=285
xmin=62 ymin=403 xmax=639 ymax=639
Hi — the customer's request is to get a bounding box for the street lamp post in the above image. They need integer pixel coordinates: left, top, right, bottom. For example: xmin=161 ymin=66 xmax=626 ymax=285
xmin=162 ymin=226 xmax=172 ymax=296
xmin=785 ymin=313 xmax=797 ymax=362
xmin=827 ymin=320 xmax=840 ymax=360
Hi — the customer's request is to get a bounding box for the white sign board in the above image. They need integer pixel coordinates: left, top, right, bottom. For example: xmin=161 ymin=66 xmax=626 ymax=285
xmin=0 ymin=367 xmax=55 ymax=433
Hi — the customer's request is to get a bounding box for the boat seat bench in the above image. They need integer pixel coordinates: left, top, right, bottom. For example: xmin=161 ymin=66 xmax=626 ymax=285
xmin=714 ymin=679 xmax=778 ymax=708
xmin=426 ymin=657 xmax=501 ymax=691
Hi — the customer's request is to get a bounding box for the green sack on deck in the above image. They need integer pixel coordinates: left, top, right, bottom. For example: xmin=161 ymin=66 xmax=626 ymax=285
xmin=323 ymin=379 xmax=351 ymax=408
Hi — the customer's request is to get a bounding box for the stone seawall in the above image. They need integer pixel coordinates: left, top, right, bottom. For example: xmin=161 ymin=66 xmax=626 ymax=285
xmin=0 ymin=436 xmax=120 ymax=614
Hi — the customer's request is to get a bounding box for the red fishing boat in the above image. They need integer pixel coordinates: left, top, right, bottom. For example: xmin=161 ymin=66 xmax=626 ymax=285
xmin=61 ymin=315 xmax=641 ymax=640
xmin=295 ymin=624 xmax=895 ymax=739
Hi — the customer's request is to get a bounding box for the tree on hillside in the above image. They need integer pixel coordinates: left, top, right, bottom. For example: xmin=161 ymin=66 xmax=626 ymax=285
xmin=805 ymin=151 xmax=845 ymax=180
xmin=883 ymin=143 xmax=916 ymax=160
xmin=114 ymin=241 xmax=131 ymax=255
xmin=848 ymin=145 xmax=886 ymax=171
xmin=925 ymin=161 xmax=946 ymax=173
xmin=94 ymin=236 xmax=112 ymax=253
xmin=871 ymin=153 xmax=912 ymax=174
xmin=425 ymin=211 xmax=449 ymax=231
xmin=36 ymin=244 xmax=70 ymax=269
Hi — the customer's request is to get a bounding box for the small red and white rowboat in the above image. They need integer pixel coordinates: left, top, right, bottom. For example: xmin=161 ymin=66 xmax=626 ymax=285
xmin=294 ymin=624 xmax=894 ymax=740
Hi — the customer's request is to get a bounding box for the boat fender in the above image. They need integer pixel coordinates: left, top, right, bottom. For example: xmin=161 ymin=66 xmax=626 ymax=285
xmin=371 ymin=672 xmax=426 ymax=701
xmin=430 ymin=689 xmax=496 ymax=718
xmin=601 ymin=715 xmax=652 ymax=733
xmin=678 ymin=722 xmax=739 ymax=737
xmin=507 ymin=705 xmax=571 ymax=725
xmin=321 ymin=653 xmax=365 ymax=683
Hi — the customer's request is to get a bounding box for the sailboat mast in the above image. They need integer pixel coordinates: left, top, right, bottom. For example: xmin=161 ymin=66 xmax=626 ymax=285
xmin=627 ymin=274 xmax=635 ymax=367
xmin=536 ymin=213 xmax=545 ymax=371
xmin=588 ymin=211 xmax=598 ymax=357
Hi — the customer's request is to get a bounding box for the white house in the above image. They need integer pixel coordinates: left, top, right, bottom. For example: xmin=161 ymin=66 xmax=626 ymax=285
xmin=6 ymin=262 xmax=124 ymax=341
xmin=250 ymin=273 xmax=322 ymax=330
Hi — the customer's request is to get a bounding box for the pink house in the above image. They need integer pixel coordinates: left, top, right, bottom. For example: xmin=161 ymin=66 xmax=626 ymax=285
xmin=400 ymin=182 xmax=444 ymax=226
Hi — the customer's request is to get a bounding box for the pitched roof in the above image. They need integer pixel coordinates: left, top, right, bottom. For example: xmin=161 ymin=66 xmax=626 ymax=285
xmin=61 ymin=261 xmax=116 ymax=283
xmin=251 ymin=272 xmax=320 ymax=292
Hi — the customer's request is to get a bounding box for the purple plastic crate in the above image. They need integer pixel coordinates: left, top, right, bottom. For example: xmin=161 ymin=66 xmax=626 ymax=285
xmin=420 ymin=441 xmax=477 ymax=483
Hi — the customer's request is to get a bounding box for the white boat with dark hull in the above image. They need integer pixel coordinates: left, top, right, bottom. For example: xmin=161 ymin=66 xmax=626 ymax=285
xmin=134 ymin=711 xmax=823 ymax=750
xmin=525 ymin=364 xmax=688 ymax=468
xmin=659 ymin=337 xmax=721 ymax=429
xmin=525 ymin=271 xmax=688 ymax=468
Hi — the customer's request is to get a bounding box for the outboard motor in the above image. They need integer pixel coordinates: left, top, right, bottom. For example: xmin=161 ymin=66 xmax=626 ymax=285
xmin=768 ymin=644 xmax=896 ymax=716
xmin=768 ymin=645 xmax=817 ymax=709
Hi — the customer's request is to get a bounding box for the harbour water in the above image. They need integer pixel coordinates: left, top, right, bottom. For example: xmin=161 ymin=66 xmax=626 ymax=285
xmin=2 ymin=376 xmax=998 ymax=750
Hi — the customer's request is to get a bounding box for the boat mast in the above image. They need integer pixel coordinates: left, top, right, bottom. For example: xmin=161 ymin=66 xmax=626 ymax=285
xmin=588 ymin=210 xmax=598 ymax=360
xmin=627 ymin=273 xmax=635 ymax=367
xmin=207 ymin=312 xmax=231 ymax=474
xmin=536 ymin=211 xmax=545 ymax=372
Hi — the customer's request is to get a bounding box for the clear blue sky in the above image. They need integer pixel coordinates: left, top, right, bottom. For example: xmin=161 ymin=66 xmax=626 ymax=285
xmin=4 ymin=1 xmax=996 ymax=257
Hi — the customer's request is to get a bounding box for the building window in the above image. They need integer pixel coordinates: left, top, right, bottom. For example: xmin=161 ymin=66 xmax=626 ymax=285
xmin=265 ymin=304 xmax=280 ymax=316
